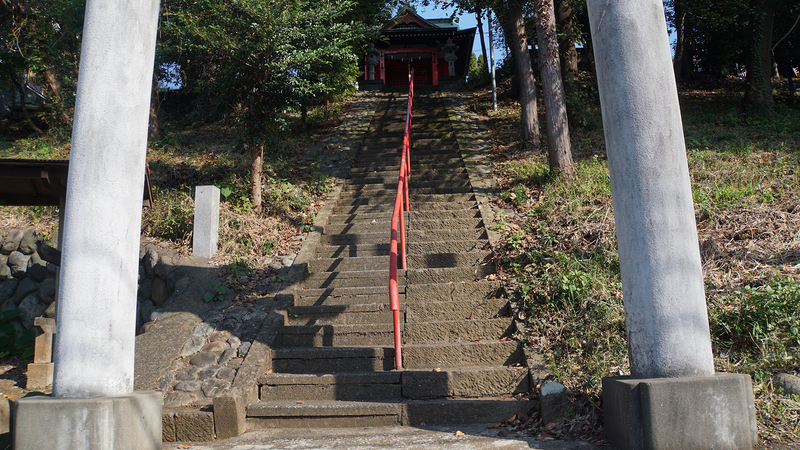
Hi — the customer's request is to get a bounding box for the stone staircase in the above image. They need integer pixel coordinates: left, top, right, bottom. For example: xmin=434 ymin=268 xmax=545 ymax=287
xmin=246 ymin=88 xmax=535 ymax=429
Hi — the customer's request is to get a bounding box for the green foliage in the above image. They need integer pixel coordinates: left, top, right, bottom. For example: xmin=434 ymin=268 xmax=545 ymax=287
xmin=263 ymin=178 xmax=312 ymax=215
xmin=204 ymin=281 xmax=230 ymax=302
xmin=0 ymin=310 xmax=35 ymax=359
xmin=146 ymin=190 xmax=194 ymax=243
xmin=710 ymin=278 xmax=800 ymax=370
xmin=224 ymin=258 xmax=252 ymax=277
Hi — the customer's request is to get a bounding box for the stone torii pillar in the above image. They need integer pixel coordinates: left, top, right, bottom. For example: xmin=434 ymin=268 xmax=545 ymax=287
xmin=586 ymin=1 xmax=756 ymax=449
xmin=14 ymin=0 xmax=163 ymax=448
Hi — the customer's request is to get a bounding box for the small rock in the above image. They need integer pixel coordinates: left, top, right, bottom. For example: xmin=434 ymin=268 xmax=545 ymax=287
xmin=0 ymin=279 xmax=20 ymax=303
xmin=172 ymin=276 xmax=191 ymax=296
xmin=192 ymin=322 xmax=215 ymax=337
xmin=198 ymin=366 xmax=218 ymax=381
xmin=26 ymin=264 xmax=47 ymax=282
xmin=150 ymin=309 xmax=163 ymax=322
xmin=158 ymin=372 xmax=176 ymax=390
xmin=0 ymin=264 xmax=10 ymax=281
xmin=45 ymin=301 xmax=56 ymax=318
xmin=38 ymin=278 xmax=56 ymax=301
xmin=238 ymin=342 xmax=252 ymax=357
xmin=174 ymin=381 xmax=201 ymax=392
xmin=226 ymin=358 xmax=243 ymax=370
xmin=141 ymin=321 xmax=155 ymax=333
xmin=18 ymin=294 xmax=45 ymax=329
xmin=1 ymin=230 xmax=23 ymax=254
xmin=238 ymin=322 xmax=261 ymax=341
xmin=11 ymin=278 xmax=37 ymax=305
xmin=151 ymin=277 xmax=169 ymax=306
xmin=217 ymin=318 xmax=240 ymax=333
xmin=137 ymin=278 xmax=154 ymax=302
xmin=211 ymin=300 xmax=233 ymax=311
xmin=7 ymin=251 xmax=30 ymax=278
xmin=225 ymin=306 xmax=248 ymax=322
xmin=243 ymin=311 xmax=268 ymax=322
xmin=189 ymin=352 xmax=218 ymax=368
xmin=180 ymin=337 xmax=206 ymax=358
xmin=202 ymin=310 xmax=224 ymax=323
xmin=143 ymin=246 xmax=159 ymax=276
xmin=18 ymin=229 xmax=37 ymax=255
xmin=217 ymin=367 xmax=236 ymax=383
xmin=140 ymin=300 xmax=156 ymax=324
xmin=281 ymin=257 xmax=294 ymax=268
xmin=775 ymin=373 xmax=800 ymax=397
xmin=155 ymin=256 xmax=172 ymax=279
xmin=268 ymin=261 xmax=283 ymax=270
xmin=540 ymin=382 xmax=571 ymax=423
xmin=28 ymin=252 xmax=44 ymax=267
xmin=163 ymin=391 xmax=199 ymax=408
xmin=254 ymin=285 xmax=268 ymax=294
xmin=209 ymin=330 xmax=232 ymax=343
xmin=201 ymin=340 xmax=229 ymax=357
xmin=176 ymin=366 xmax=200 ymax=382
xmin=217 ymin=348 xmax=236 ymax=366
xmin=201 ymin=378 xmax=230 ymax=398
xmin=227 ymin=336 xmax=241 ymax=349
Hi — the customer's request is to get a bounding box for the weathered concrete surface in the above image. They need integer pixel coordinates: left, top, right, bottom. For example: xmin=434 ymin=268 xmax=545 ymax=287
xmin=193 ymin=185 xmax=220 ymax=258
xmin=246 ymin=401 xmax=403 ymax=429
xmin=53 ymin=0 xmax=161 ymax=398
xmin=603 ymin=374 xmax=757 ymax=450
xmin=403 ymin=400 xmax=535 ymax=426
xmin=402 ymin=366 xmax=530 ymax=398
xmin=405 ymin=297 xmax=508 ymax=321
xmin=587 ymin=0 xmax=714 ymax=379
xmin=259 ymin=372 xmax=401 ymax=402
xmin=161 ymin=424 xmax=597 ymax=450
xmin=15 ymin=391 xmax=162 ymax=450
xmin=402 ymin=340 xmax=523 ymax=369
xmin=404 ymin=317 xmax=513 ymax=343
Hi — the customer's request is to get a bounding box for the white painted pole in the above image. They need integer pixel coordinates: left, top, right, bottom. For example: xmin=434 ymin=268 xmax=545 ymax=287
xmin=53 ymin=0 xmax=161 ymax=398
xmin=586 ymin=0 xmax=714 ymax=379
xmin=488 ymin=11 xmax=497 ymax=111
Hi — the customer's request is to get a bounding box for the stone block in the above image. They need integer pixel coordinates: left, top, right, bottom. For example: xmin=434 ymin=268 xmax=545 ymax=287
xmin=540 ymin=381 xmax=570 ymax=423
xmin=162 ymin=412 xmax=177 ymax=442
xmin=213 ymin=389 xmax=247 ymax=439
xmin=174 ymin=409 xmax=214 ymax=442
xmin=14 ymin=391 xmax=162 ymax=450
xmin=603 ymin=373 xmax=757 ymax=450
xmin=193 ymin=186 xmax=220 ymax=259
xmin=25 ymin=363 xmax=53 ymax=389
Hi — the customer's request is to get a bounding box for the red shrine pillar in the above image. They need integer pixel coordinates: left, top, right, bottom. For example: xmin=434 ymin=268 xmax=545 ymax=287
xmin=379 ymin=53 xmax=386 ymax=83
xmin=432 ymin=51 xmax=439 ymax=86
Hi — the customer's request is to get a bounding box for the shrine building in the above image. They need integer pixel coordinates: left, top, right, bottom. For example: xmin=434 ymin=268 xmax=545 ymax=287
xmin=361 ymin=8 xmax=476 ymax=89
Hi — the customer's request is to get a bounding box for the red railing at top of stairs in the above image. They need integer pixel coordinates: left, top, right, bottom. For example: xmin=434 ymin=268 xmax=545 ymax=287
xmin=389 ymin=68 xmax=413 ymax=370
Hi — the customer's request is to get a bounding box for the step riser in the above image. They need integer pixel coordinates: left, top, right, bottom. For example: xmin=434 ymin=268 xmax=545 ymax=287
xmin=260 ymin=381 xmax=401 ymax=402
xmin=337 ymin=194 xmax=474 ymax=206
xmin=276 ymin=329 xmax=394 ymax=347
xmin=321 ymin=218 xmax=482 ymax=235
xmin=337 ymin=187 xmax=473 ymax=200
xmin=314 ymin=240 xmax=487 ymax=258
xmin=327 ymin=209 xmax=479 ymax=224
xmin=319 ymin=228 xmax=486 ymax=245
xmin=406 ymin=298 xmax=509 ymax=321
xmin=286 ymin=309 xmax=393 ymax=325
xmin=404 ymin=319 xmax=514 ymax=344
xmin=331 ymin=201 xmax=475 ymax=215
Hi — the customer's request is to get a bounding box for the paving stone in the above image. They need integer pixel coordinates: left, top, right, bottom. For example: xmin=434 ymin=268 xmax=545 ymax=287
xmin=189 ymin=352 xmax=218 ymax=368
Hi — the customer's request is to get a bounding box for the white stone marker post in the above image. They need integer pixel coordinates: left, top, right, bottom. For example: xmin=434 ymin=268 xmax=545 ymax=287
xmin=586 ymin=1 xmax=756 ymax=449
xmin=193 ymin=185 xmax=220 ymax=258
xmin=14 ymin=0 xmax=163 ymax=448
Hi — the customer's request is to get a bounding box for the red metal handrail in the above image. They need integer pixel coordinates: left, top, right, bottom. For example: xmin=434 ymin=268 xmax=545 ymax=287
xmin=389 ymin=69 xmax=413 ymax=370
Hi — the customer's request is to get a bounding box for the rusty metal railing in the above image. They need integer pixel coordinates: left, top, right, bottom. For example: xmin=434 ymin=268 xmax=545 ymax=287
xmin=389 ymin=68 xmax=413 ymax=370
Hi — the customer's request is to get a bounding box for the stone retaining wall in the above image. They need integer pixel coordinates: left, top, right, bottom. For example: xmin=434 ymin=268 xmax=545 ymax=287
xmin=0 ymin=228 xmax=192 ymax=346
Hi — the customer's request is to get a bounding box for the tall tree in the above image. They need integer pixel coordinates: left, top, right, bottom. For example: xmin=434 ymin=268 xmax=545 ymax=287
xmin=475 ymin=1 xmax=490 ymax=76
xmin=161 ymin=0 xmax=375 ymax=210
xmin=507 ymin=0 xmax=540 ymax=147
xmin=535 ymin=0 xmax=572 ymax=174
xmin=743 ymin=0 xmax=777 ymax=112
xmin=554 ymin=0 xmax=579 ymax=84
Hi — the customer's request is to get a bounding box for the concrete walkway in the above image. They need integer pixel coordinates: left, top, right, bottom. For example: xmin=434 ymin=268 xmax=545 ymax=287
xmin=161 ymin=424 xmax=601 ymax=449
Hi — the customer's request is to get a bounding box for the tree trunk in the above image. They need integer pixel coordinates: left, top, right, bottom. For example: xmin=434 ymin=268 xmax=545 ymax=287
xmin=14 ymin=79 xmax=43 ymax=133
xmin=672 ymin=1 xmax=691 ymax=84
xmin=476 ymin=5 xmax=490 ymax=76
xmin=507 ymin=0 xmax=540 ymax=147
xmin=148 ymin=72 xmax=161 ymax=141
xmin=251 ymin=140 xmax=264 ymax=212
xmin=43 ymin=55 xmax=71 ymax=124
xmin=536 ymin=0 xmax=573 ymax=175
xmin=744 ymin=0 xmax=776 ymax=113
xmin=554 ymin=0 xmax=578 ymax=83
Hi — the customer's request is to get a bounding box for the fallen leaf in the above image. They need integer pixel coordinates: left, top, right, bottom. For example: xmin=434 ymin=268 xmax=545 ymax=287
xmin=296 ymin=400 xmax=304 ymax=404
xmin=264 ymin=370 xmax=273 ymax=374
xmin=178 ymin=446 xmax=191 ymax=449
xmin=455 ymin=430 xmax=465 ymax=437
xmin=433 ymin=368 xmax=441 ymax=372
xmin=488 ymin=423 xmax=501 ymax=429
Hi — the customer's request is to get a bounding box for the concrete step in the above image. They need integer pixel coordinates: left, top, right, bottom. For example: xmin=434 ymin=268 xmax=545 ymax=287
xmin=335 ymin=192 xmax=474 ymax=206
xmin=257 ymin=366 xmax=529 ymax=402
xmin=283 ymin=303 xmax=393 ymax=325
xmin=405 ymin=280 xmax=504 ymax=303
xmin=271 ymin=346 xmax=395 ymax=373
xmin=245 ymin=399 xmax=536 ymax=429
xmin=314 ymin=239 xmax=488 ymax=259
xmin=319 ymin=228 xmax=486 ymax=245
xmin=300 ymin=269 xmax=404 ymax=289
xmin=293 ymin=286 xmax=397 ymax=306
xmin=258 ymin=372 xmax=401 ymax=402
xmin=402 ymin=340 xmax=524 ymax=369
xmin=404 ymin=317 xmax=514 ymax=344
xmin=246 ymin=400 xmax=402 ymax=429
xmin=330 ymin=201 xmax=475 ymax=215
xmin=321 ymin=217 xmax=482 ymax=235
xmin=342 ymin=178 xmax=470 ymax=190
xmin=406 ymin=265 xmax=496 ymax=285
xmin=275 ymin=322 xmax=395 ymax=347
xmin=406 ymin=297 xmax=510 ymax=322
xmin=327 ymin=209 xmax=479 ymax=225
xmin=336 ymin=186 xmax=473 ymax=201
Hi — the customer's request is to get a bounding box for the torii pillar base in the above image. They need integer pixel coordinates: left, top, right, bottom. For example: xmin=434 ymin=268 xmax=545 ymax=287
xmin=14 ymin=391 xmax=161 ymax=450
xmin=603 ymin=373 xmax=757 ymax=450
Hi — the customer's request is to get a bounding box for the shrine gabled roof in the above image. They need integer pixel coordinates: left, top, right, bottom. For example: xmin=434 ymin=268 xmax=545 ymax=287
xmin=382 ymin=8 xmax=441 ymax=30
